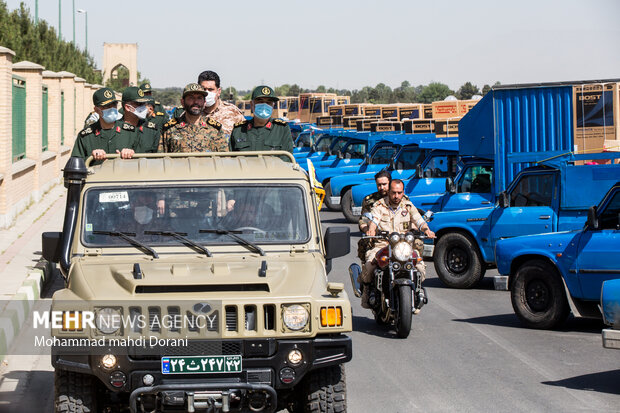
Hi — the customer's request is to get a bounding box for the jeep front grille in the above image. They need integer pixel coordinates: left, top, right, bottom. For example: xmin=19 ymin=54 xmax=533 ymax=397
xmin=128 ymin=340 xmax=242 ymax=360
xmin=225 ymin=306 xmax=237 ymax=332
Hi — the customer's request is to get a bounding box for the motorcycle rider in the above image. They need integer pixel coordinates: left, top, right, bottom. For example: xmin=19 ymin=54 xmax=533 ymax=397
xmin=357 ymin=170 xmax=391 ymax=261
xmin=360 ymin=179 xmax=436 ymax=309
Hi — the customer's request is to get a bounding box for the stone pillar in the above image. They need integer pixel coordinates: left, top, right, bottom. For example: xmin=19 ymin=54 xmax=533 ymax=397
xmin=74 ymin=77 xmax=86 ymax=132
xmin=57 ymin=71 xmax=76 ymax=149
xmin=13 ymin=60 xmax=45 ymax=200
xmin=0 ymin=47 xmax=15 ymax=228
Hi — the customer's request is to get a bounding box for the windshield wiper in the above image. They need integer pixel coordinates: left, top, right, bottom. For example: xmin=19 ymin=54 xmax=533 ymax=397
xmin=92 ymin=230 xmax=159 ymax=259
xmin=199 ymin=229 xmax=265 ymax=256
xmin=144 ymin=230 xmax=212 ymax=257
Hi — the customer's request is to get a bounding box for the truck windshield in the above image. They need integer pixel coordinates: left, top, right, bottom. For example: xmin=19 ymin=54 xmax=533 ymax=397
xmin=599 ymin=190 xmax=620 ymax=230
xmin=458 ymin=165 xmax=494 ymax=193
xmin=422 ymin=154 xmax=459 ymax=178
xmin=82 ymin=186 xmax=310 ymax=247
xmin=370 ymin=146 xmax=398 ymax=164
xmin=331 ymin=138 xmax=349 ymax=153
xmin=296 ymin=132 xmax=312 ymax=148
xmin=509 ymin=173 xmax=554 ymax=207
xmin=396 ymin=147 xmax=426 ymax=170
xmin=343 ymin=142 xmax=367 ymax=159
xmin=315 ymin=136 xmax=334 ymax=152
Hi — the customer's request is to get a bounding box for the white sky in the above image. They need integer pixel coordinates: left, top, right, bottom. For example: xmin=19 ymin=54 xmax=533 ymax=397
xmin=5 ymin=0 xmax=620 ymax=91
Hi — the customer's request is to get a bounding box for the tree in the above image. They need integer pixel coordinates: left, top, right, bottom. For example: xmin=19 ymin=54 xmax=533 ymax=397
xmin=456 ymin=82 xmax=480 ymax=100
xmin=482 ymin=84 xmax=491 ymax=95
xmin=315 ymin=85 xmax=326 ymax=93
xmin=417 ymin=82 xmax=454 ymax=103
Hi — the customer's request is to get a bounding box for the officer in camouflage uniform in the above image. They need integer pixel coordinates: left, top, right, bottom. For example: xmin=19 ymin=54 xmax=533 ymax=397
xmin=360 ymin=179 xmax=436 ymax=308
xmin=198 ymin=70 xmax=245 ymax=138
xmin=72 ymin=87 xmax=137 ymax=165
xmin=229 ymin=86 xmax=293 ymax=156
xmin=159 ymin=83 xmax=227 ymax=153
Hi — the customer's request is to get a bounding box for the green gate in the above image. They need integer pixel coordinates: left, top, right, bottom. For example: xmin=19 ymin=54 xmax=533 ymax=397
xmin=61 ymin=91 xmax=65 ymax=145
xmin=12 ymin=76 xmax=26 ymax=162
xmin=42 ymin=85 xmax=48 ymax=151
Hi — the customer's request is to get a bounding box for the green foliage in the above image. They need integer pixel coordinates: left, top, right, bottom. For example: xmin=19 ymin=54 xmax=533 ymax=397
xmin=456 ymin=82 xmax=480 ymax=100
xmin=0 ymin=1 xmax=101 ymax=84
xmin=152 ymin=87 xmax=182 ymax=106
xmin=482 ymin=84 xmax=491 ymax=95
xmin=417 ymin=82 xmax=454 ymax=103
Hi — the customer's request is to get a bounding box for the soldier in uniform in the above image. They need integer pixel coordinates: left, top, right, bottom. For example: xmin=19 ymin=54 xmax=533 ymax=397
xmin=139 ymin=82 xmax=168 ymax=126
xmin=360 ymin=179 xmax=435 ymax=308
xmin=71 ymin=87 xmax=137 ymax=165
xmin=159 ymin=83 xmax=227 ymax=153
xmin=357 ymin=170 xmax=392 ymax=260
xmin=229 ymin=85 xmax=294 ymax=155
xmin=198 ymin=70 xmax=245 ymax=138
xmin=116 ymin=86 xmax=161 ymax=154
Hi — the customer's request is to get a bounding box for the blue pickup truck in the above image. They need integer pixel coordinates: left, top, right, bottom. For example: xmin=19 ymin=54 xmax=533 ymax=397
xmin=601 ymin=278 xmax=620 ymax=349
xmin=494 ymin=180 xmax=620 ymax=329
xmin=431 ymin=153 xmax=620 ymax=289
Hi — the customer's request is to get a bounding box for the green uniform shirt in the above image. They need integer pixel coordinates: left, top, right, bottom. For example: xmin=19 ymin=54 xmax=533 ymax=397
xmin=135 ymin=119 xmax=162 ymax=153
xmin=229 ymin=118 xmax=293 ymax=155
xmin=71 ymin=120 xmax=139 ymax=165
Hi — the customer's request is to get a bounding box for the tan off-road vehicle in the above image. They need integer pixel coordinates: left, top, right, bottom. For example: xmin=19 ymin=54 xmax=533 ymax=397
xmin=43 ymin=152 xmax=352 ymax=413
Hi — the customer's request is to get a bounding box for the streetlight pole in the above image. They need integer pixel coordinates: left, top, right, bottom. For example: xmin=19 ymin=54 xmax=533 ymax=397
xmin=77 ymin=9 xmax=88 ymax=53
xmin=72 ymin=0 xmax=75 ymax=44
xmin=35 ymin=0 xmax=38 ymax=24
xmin=58 ymin=0 xmax=61 ymax=40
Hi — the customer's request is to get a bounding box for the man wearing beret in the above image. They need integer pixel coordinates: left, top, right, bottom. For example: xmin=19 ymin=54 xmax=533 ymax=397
xmin=159 ymin=83 xmax=227 ymax=153
xmin=71 ymin=87 xmax=137 ymax=165
xmin=229 ymin=85 xmax=293 ymax=155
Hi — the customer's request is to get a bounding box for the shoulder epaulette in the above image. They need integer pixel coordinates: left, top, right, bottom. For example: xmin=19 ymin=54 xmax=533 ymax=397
xmin=234 ymin=120 xmax=247 ymax=127
xmin=207 ymin=117 xmax=222 ymax=130
xmin=147 ymin=121 xmax=157 ymax=129
xmin=122 ymin=123 xmax=135 ymax=131
xmin=79 ymin=127 xmax=93 ymax=137
xmin=273 ymin=118 xmax=286 ymax=125
xmin=156 ymin=112 xmax=165 ymax=116
xmin=163 ymin=118 xmax=178 ymax=130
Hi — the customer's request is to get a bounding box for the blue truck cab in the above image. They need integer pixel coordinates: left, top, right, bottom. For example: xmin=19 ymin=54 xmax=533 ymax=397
xmin=293 ymin=131 xmax=349 ymax=163
xmin=493 ymin=181 xmax=620 ymax=329
xmin=601 ymin=278 xmax=620 ymax=349
xmin=432 ymin=153 xmax=620 ymax=289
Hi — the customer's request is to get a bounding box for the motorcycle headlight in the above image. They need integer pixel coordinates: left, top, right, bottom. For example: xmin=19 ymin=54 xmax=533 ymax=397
xmin=393 ymin=242 xmax=413 ymax=262
xmin=405 ymin=233 xmax=415 ymax=243
xmin=96 ymin=307 xmax=122 ymax=335
xmin=282 ymin=304 xmax=309 ymax=331
xmin=390 ymin=233 xmax=401 ymax=244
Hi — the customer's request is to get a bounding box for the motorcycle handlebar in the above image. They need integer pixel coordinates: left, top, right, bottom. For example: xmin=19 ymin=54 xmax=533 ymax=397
xmin=362 ymin=230 xmax=428 ymax=240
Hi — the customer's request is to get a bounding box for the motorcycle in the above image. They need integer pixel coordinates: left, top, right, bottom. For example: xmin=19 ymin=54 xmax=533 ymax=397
xmin=349 ymin=229 xmax=429 ymax=338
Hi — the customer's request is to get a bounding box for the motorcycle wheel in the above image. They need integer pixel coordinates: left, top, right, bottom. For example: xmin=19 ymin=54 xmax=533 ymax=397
xmin=394 ymin=286 xmax=412 ymax=338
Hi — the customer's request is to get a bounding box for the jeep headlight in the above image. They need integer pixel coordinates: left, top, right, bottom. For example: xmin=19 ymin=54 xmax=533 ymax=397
xmin=393 ymin=242 xmax=413 ymax=262
xmin=282 ymin=304 xmax=309 ymax=331
xmin=96 ymin=307 xmax=122 ymax=335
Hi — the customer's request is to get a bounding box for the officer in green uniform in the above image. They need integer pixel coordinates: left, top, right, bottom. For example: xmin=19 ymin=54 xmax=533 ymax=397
xmin=229 ymin=85 xmax=293 ymax=156
xmin=115 ymin=86 xmax=161 ymax=154
xmin=71 ymin=87 xmax=137 ymax=165
xmin=139 ymin=82 xmax=168 ymax=129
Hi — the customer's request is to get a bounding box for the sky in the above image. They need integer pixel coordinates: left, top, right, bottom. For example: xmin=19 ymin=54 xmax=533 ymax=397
xmin=5 ymin=0 xmax=620 ymax=91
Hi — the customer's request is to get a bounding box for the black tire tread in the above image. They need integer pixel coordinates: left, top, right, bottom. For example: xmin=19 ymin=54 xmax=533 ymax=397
xmin=395 ymin=286 xmax=412 ymax=338
xmin=324 ymin=181 xmax=342 ymax=211
xmin=341 ymin=188 xmax=359 ymax=224
xmin=55 ymin=369 xmax=96 ymax=413
xmin=302 ymin=365 xmax=347 ymax=413
xmin=434 ymin=232 xmax=485 ymax=289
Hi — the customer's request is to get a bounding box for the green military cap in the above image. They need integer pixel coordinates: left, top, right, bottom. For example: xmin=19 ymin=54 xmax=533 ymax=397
xmin=122 ymin=86 xmax=150 ymax=103
xmin=251 ymin=85 xmax=279 ymax=101
xmin=139 ymin=82 xmax=153 ymax=94
xmin=92 ymin=87 xmax=118 ymax=106
xmin=182 ymin=83 xmax=208 ymax=97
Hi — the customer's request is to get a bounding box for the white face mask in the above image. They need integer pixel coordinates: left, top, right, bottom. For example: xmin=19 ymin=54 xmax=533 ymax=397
xmin=132 ymin=104 xmax=149 ymax=120
xmin=205 ymin=91 xmax=217 ymax=107
xmin=134 ymin=206 xmax=153 ymax=225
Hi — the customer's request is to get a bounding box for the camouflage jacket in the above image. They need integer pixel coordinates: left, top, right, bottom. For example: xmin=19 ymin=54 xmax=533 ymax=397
xmin=204 ymin=100 xmax=245 ymax=138
xmin=159 ymin=114 xmax=227 ymax=153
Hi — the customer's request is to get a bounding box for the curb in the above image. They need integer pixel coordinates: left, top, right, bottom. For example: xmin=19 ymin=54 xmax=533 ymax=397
xmin=0 ymin=264 xmax=52 ymax=361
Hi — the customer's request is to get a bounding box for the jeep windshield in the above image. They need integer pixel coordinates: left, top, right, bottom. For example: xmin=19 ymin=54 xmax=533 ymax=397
xmin=82 ymin=185 xmax=310 ymax=247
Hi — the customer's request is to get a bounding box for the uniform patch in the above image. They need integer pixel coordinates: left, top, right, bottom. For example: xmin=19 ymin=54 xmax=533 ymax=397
xmin=80 ymin=127 xmax=92 ymax=136
xmin=103 ymin=90 xmax=113 ymax=99
xmin=163 ymin=119 xmax=178 ymax=130
xmin=147 ymin=122 xmax=156 ymax=129
xmin=273 ymin=118 xmax=286 ymax=125
xmin=122 ymin=123 xmax=135 ymax=131
xmin=403 ymin=222 xmax=409 ymax=229
xmin=234 ymin=120 xmax=247 ymax=127
xmin=156 ymin=112 xmax=165 ymax=116
xmin=207 ymin=118 xmax=222 ymax=130
xmin=401 ymin=210 xmax=408 ymax=217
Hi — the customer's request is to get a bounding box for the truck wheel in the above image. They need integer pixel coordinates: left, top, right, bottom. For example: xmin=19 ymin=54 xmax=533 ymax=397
xmin=511 ymin=260 xmax=569 ymax=329
xmin=54 ymin=369 xmax=97 ymax=413
xmin=434 ymin=233 xmax=485 ymax=289
xmin=341 ymin=189 xmax=359 ymax=223
xmin=301 ymin=365 xmax=346 ymax=413
xmin=324 ymin=182 xmax=342 ymax=211
xmin=394 ymin=286 xmax=412 ymax=338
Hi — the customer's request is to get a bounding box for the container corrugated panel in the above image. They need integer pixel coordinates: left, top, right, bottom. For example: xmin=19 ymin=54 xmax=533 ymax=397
xmin=459 ymin=86 xmax=574 ymax=193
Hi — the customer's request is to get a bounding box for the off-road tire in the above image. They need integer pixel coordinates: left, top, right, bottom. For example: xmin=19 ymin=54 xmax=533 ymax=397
xmin=434 ymin=232 xmax=486 ymax=289
xmin=324 ymin=181 xmax=342 ymax=211
xmin=395 ymin=286 xmax=412 ymax=338
xmin=341 ymin=189 xmax=359 ymax=224
xmin=511 ymin=259 xmax=569 ymax=329
xmin=55 ymin=369 xmax=97 ymax=413
xmin=301 ymin=365 xmax=346 ymax=413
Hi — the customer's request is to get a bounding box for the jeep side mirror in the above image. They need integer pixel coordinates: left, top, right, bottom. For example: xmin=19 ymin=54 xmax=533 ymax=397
xmin=445 ymin=177 xmax=456 ymax=193
xmin=499 ymin=191 xmax=509 ymax=208
xmin=42 ymin=232 xmax=62 ymax=263
xmin=587 ymin=205 xmax=599 ymax=230
xmin=324 ymin=226 xmax=350 ymax=259
xmin=416 ymin=164 xmax=423 ymax=179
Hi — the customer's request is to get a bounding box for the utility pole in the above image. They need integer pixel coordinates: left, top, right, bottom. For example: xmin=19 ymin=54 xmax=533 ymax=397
xmin=58 ymin=0 xmax=62 ymax=40
xmin=35 ymin=0 xmax=38 ymax=24
xmin=72 ymin=0 xmax=75 ymax=44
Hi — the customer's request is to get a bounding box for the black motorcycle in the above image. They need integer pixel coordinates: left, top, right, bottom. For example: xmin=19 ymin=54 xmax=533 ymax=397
xmin=349 ymin=230 xmax=428 ymax=338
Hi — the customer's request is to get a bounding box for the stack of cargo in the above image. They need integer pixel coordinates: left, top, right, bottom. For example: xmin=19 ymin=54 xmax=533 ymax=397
xmin=573 ymin=82 xmax=620 ymax=153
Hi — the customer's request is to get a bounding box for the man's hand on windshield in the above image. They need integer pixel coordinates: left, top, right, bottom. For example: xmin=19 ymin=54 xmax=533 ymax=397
xmin=157 ymin=199 xmax=165 ymax=215
xmin=227 ymin=199 xmax=236 ymax=212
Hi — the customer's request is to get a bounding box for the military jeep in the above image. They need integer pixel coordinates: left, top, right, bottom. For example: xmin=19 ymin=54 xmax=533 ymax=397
xmin=43 ymin=152 xmax=352 ymax=413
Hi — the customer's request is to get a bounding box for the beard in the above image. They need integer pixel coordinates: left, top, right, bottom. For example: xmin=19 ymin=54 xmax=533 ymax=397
xmin=184 ymin=104 xmax=203 ymax=116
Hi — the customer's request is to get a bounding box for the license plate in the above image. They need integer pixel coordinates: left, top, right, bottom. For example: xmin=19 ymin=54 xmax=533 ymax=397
xmin=161 ymin=355 xmax=242 ymax=374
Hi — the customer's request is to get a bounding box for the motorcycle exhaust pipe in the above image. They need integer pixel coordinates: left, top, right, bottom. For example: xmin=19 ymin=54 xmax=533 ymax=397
xmin=348 ymin=264 xmax=362 ymax=298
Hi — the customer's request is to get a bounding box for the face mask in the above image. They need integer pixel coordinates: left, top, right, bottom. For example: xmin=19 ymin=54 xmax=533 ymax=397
xmin=254 ymin=103 xmax=273 ymax=120
xmin=205 ymin=91 xmax=217 ymax=107
xmin=101 ymin=107 xmax=118 ymax=124
xmin=134 ymin=206 xmax=153 ymax=225
xmin=132 ymin=105 xmax=148 ymax=120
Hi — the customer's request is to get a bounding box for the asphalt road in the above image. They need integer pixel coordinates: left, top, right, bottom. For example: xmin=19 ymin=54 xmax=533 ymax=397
xmin=1 ymin=210 xmax=619 ymax=412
